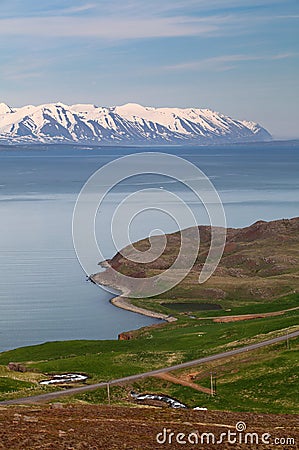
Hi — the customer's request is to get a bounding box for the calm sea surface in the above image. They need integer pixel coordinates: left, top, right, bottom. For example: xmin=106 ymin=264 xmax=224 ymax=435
xmin=0 ymin=141 xmax=298 ymax=351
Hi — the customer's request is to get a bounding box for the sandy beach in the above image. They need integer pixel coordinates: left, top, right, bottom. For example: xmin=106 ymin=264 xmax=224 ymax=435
xmin=90 ymin=274 xmax=176 ymax=323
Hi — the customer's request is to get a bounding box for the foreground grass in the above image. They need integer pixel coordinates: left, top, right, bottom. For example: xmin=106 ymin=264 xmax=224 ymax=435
xmin=66 ymin=338 xmax=298 ymax=415
xmin=0 ymin=308 xmax=297 ymax=410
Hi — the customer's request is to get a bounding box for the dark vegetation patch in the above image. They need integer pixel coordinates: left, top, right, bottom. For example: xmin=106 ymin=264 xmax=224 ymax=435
xmin=161 ymin=302 xmax=222 ymax=312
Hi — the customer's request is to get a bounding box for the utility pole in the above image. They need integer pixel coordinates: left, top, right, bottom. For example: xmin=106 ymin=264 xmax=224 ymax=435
xmin=107 ymin=381 xmax=111 ymax=405
xmin=210 ymin=372 xmax=217 ymax=396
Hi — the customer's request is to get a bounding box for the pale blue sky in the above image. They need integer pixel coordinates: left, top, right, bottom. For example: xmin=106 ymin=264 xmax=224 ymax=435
xmin=0 ymin=0 xmax=298 ymax=138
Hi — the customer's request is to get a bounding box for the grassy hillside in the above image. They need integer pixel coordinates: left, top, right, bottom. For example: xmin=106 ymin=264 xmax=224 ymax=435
xmin=73 ymin=338 xmax=299 ymax=414
xmin=94 ymin=217 xmax=299 ymax=313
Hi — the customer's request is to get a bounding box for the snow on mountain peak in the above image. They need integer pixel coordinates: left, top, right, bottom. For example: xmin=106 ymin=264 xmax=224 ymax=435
xmin=0 ymin=101 xmax=272 ymax=145
xmin=241 ymin=120 xmax=263 ymax=134
xmin=0 ymin=103 xmax=13 ymax=115
xmin=114 ymin=103 xmax=150 ymax=116
xmin=70 ymin=104 xmax=99 ymax=112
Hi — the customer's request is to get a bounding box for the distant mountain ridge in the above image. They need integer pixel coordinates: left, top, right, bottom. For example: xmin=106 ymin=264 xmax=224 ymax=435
xmin=0 ymin=101 xmax=272 ymax=145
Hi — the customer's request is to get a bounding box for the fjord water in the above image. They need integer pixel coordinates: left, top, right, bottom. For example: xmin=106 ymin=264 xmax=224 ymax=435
xmin=0 ymin=141 xmax=298 ymax=351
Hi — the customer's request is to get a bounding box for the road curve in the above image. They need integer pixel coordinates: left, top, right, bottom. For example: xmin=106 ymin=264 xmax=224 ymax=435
xmin=1 ymin=330 xmax=298 ymax=405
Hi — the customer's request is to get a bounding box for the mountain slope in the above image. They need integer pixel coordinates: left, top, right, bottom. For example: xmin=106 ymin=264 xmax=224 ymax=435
xmin=94 ymin=217 xmax=299 ymax=304
xmin=0 ymin=102 xmax=272 ymax=145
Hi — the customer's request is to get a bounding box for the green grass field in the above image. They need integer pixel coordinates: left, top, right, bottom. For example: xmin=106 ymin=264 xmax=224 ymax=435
xmin=64 ymin=339 xmax=299 ymax=415
xmin=0 ymin=304 xmax=297 ymax=411
xmin=131 ymin=292 xmax=299 ymax=318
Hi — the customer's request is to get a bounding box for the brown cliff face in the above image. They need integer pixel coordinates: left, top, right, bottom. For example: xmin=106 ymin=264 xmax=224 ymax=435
xmin=118 ymin=332 xmax=134 ymax=341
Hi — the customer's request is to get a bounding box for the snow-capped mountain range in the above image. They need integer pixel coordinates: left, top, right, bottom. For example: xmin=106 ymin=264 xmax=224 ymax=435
xmin=0 ymin=102 xmax=271 ymax=145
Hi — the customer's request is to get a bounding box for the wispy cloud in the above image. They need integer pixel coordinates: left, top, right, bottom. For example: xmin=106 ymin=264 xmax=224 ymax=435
xmin=1 ymin=0 xmax=295 ymax=41
xmin=273 ymin=14 xmax=299 ymax=19
xmin=1 ymin=54 xmax=51 ymax=81
xmin=0 ymin=15 xmax=228 ymax=40
xmin=4 ymin=70 xmax=43 ymax=81
xmin=165 ymin=52 xmax=299 ymax=71
xmin=92 ymin=0 xmax=285 ymax=16
xmin=60 ymin=3 xmax=97 ymax=15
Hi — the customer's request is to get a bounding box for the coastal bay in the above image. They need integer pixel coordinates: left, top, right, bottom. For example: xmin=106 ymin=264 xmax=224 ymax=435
xmin=0 ymin=142 xmax=298 ymax=351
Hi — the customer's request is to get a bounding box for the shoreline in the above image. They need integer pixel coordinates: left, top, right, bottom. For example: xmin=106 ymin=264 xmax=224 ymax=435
xmin=90 ymin=276 xmax=177 ymax=323
xmin=110 ymin=295 xmax=177 ymax=322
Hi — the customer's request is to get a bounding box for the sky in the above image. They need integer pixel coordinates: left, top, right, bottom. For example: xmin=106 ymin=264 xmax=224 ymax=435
xmin=0 ymin=0 xmax=298 ymax=138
